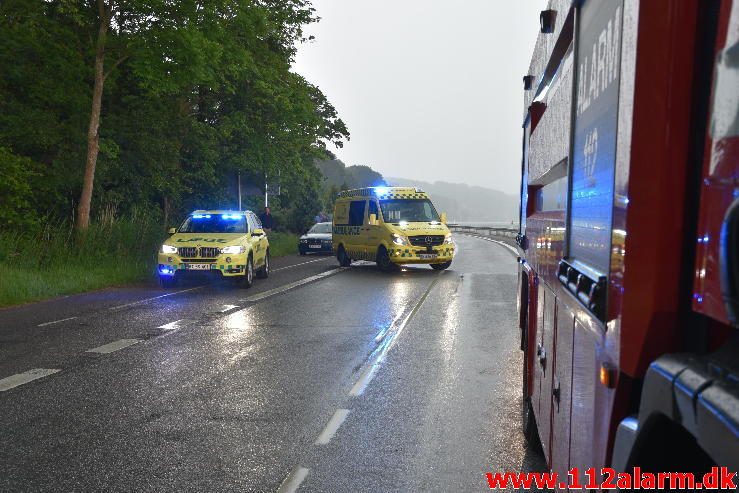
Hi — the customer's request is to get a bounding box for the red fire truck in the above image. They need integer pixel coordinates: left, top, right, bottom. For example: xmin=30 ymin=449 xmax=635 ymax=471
xmin=517 ymin=0 xmax=738 ymax=482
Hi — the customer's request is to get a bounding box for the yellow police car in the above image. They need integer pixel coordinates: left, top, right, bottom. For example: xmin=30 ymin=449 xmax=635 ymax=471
xmin=158 ymin=210 xmax=269 ymax=288
xmin=332 ymin=187 xmax=455 ymax=271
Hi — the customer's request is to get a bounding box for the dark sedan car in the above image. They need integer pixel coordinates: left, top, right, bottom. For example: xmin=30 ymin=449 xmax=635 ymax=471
xmin=298 ymin=222 xmax=333 ymax=255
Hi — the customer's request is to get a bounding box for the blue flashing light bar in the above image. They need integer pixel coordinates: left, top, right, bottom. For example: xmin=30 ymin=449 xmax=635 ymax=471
xmin=221 ymin=214 xmax=242 ymax=220
xmin=374 ymin=187 xmax=390 ymax=196
xmin=192 ymin=214 xmax=211 ymax=219
xmin=159 ymin=267 xmax=175 ymax=275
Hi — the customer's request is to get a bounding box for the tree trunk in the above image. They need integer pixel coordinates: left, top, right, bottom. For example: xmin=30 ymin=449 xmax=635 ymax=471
xmin=76 ymin=0 xmax=109 ymax=231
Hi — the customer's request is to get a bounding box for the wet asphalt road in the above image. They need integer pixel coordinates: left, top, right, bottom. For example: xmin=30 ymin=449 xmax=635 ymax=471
xmin=0 ymin=235 xmax=544 ymax=492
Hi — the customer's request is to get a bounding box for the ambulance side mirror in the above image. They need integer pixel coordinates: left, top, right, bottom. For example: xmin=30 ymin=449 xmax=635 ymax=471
xmin=369 ymin=214 xmax=378 ymax=226
xmin=168 ymin=228 xmax=176 ymax=235
xmin=440 ymin=212 xmax=447 ymax=224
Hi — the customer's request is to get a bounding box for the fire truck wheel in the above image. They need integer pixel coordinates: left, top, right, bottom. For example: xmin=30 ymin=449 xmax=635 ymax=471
xmin=522 ymin=352 xmax=542 ymax=451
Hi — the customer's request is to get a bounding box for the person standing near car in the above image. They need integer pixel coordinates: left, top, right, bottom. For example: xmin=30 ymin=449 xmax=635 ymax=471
xmin=259 ymin=206 xmax=275 ymax=232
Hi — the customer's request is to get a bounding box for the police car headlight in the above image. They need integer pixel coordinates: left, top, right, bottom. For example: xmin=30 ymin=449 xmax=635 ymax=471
xmin=443 ymin=234 xmax=454 ymax=244
xmin=161 ymin=244 xmax=177 ymax=254
xmin=220 ymin=245 xmax=245 ymax=254
xmin=300 ymin=238 xmax=308 ymax=243
xmin=392 ymin=234 xmax=409 ymax=246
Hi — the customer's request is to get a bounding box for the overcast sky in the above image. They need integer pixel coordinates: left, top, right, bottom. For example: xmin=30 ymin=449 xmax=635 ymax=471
xmin=292 ymin=0 xmax=546 ymax=195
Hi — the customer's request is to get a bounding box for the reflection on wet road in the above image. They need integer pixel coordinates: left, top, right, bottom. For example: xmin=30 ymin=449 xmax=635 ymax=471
xmin=0 ymin=235 xmax=544 ymax=492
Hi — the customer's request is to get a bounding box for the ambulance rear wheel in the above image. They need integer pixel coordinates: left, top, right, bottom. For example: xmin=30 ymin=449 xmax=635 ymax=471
xmin=337 ymin=245 xmax=351 ymax=267
xmin=376 ymin=246 xmax=398 ymax=272
xmin=431 ymin=261 xmax=452 ymax=270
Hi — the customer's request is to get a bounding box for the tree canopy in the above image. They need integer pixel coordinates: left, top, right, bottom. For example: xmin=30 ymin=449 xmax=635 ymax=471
xmin=0 ymin=0 xmax=348 ymax=230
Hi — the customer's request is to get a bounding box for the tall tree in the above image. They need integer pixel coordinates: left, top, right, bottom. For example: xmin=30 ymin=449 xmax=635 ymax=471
xmin=77 ymin=0 xmax=110 ymax=231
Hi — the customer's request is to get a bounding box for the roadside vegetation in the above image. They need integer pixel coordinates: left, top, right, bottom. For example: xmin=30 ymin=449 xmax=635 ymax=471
xmin=0 ymin=213 xmax=300 ymax=307
xmin=0 ymin=1 xmax=342 ymax=306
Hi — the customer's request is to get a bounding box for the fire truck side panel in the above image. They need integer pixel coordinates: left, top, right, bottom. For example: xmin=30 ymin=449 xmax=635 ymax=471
xmin=551 ymin=304 xmax=575 ymax=483
xmin=618 ymin=0 xmax=704 ymax=378
xmin=693 ymin=0 xmax=739 ymax=326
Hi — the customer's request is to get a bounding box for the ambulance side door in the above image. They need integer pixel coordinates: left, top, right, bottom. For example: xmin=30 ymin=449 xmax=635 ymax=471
xmin=365 ymin=199 xmax=382 ymax=257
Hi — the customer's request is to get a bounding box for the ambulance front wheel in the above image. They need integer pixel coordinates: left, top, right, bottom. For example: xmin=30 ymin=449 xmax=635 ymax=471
xmin=431 ymin=261 xmax=452 ymax=271
xmin=337 ymin=245 xmax=352 ymax=267
xmin=376 ymin=246 xmax=398 ymax=272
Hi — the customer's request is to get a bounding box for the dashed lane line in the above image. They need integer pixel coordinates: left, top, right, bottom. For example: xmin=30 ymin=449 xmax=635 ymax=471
xmin=0 ymin=369 xmax=61 ymax=392
xmin=157 ymin=319 xmax=194 ymax=331
xmin=314 ymin=409 xmax=351 ymax=445
xmin=240 ymin=268 xmax=344 ymax=303
xmin=349 ymin=274 xmax=442 ymax=397
xmin=219 ymin=304 xmax=240 ymax=313
xmin=109 ymin=286 xmax=205 ymax=311
xmin=86 ymin=339 xmax=142 ymax=354
xmin=277 ymin=466 xmax=310 ymax=493
xmin=37 ymin=317 xmax=78 ymax=327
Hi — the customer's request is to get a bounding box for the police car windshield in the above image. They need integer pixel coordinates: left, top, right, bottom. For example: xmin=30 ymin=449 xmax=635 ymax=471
xmin=379 ymin=199 xmax=440 ymax=223
xmin=179 ymin=215 xmax=247 ymax=234
xmin=308 ymin=223 xmax=332 ymax=234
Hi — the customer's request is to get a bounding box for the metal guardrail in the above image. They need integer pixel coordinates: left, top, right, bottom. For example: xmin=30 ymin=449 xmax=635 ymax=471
xmin=448 ymin=224 xmax=518 ymax=239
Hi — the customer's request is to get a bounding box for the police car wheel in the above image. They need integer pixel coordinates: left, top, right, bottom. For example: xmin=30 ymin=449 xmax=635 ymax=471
xmin=239 ymin=257 xmax=254 ymax=288
xmin=257 ymin=251 xmax=270 ymax=279
xmin=431 ymin=261 xmax=452 ymax=271
xmin=159 ymin=275 xmax=178 ymax=289
xmin=337 ymin=245 xmax=351 ymax=267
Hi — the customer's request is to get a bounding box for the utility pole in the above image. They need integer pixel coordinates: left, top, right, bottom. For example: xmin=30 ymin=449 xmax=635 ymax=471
xmin=238 ymin=172 xmax=242 ymax=211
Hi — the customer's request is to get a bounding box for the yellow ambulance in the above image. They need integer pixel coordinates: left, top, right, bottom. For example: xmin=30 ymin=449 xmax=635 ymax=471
xmin=157 ymin=210 xmax=269 ymax=288
xmin=332 ymin=187 xmax=455 ymax=271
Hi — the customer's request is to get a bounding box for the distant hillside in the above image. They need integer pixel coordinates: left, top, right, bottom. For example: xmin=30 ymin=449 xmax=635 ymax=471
xmin=386 ymin=177 xmax=519 ymax=224
xmin=314 ymin=158 xmax=386 ymax=189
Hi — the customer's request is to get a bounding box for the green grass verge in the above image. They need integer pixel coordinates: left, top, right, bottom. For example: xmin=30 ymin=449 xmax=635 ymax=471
xmin=0 ymin=262 xmax=152 ymax=307
xmin=267 ymin=232 xmax=299 ymax=258
xmin=0 ymin=224 xmax=301 ymax=308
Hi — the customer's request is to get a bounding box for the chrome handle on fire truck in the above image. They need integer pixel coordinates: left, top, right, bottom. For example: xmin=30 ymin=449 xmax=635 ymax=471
xmin=558 ymin=259 xmax=607 ymax=322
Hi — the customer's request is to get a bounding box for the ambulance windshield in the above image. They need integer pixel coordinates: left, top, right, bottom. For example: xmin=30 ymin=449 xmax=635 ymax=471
xmin=379 ymin=199 xmax=440 ymax=224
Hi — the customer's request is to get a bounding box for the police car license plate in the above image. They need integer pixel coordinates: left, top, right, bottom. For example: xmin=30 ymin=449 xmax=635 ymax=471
xmin=419 ymin=253 xmax=438 ymax=260
xmin=309 ymin=244 xmax=322 ymax=249
xmin=187 ymin=264 xmax=212 ymax=270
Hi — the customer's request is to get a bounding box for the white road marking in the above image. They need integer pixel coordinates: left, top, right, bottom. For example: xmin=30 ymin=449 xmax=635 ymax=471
xmin=157 ymin=319 xmax=193 ymax=331
xmin=219 ymin=304 xmax=239 ymax=313
xmin=272 ymin=257 xmax=331 ymax=272
xmin=0 ymin=369 xmax=61 ymax=392
xmin=374 ymin=310 xmax=406 ymax=343
xmin=37 ymin=317 xmax=77 ymax=327
xmin=464 ymin=234 xmax=519 ymax=256
xmin=86 ymin=339 xmax=142 ymax=354
xmin=350 ymin=275 xmax=441 ymax=397
xmin=241 ymin=268 xmax=343 ymax=303
xmin=109 ymin=286 xmax=205 ymax=311
xmin=314 ymin=409 xmax=350 ymax=445
xmin=277 ymin=466 xmax=310 ymax=493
